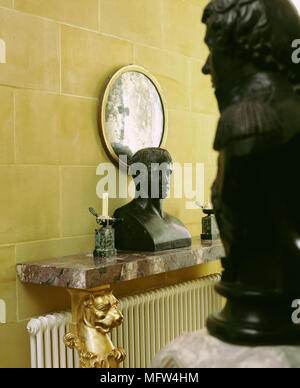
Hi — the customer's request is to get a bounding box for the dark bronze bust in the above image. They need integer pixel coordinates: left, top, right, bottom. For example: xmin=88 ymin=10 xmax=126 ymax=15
xmin=113 ymin=148 xmax=191 ymax=252
xmin=202 ymin=0 xmax=300 ymax=345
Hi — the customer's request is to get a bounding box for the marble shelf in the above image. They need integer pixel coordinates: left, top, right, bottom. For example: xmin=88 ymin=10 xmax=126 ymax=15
xmin=16 ymin=239 xmax=225 ymax=290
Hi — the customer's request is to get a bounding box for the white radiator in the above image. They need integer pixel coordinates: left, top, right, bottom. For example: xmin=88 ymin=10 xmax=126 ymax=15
xmin=27 ymin=274 xmax=222 ymax=368
xmin=27 ymin=312 xmax=80 ymax=368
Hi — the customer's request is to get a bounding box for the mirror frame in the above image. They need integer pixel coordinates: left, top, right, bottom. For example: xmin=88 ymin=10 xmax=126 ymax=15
xmin=98 ymin=65 xmax=168 ymax=169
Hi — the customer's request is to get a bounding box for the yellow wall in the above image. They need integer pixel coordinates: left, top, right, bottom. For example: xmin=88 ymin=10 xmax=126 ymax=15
xmin=0 ymin=0 xmax=218 ymax=367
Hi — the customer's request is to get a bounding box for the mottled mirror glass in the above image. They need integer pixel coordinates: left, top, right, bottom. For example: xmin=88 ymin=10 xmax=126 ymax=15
xmin=103 ymin=70 xmax=165 ymax=162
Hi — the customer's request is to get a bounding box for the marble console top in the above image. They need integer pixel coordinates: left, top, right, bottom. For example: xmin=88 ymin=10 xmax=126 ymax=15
xmin=16 ymin=239 xmax=225 ymax=290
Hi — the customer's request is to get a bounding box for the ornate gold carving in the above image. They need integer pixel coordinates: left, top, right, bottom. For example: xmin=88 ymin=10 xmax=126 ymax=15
xmin=64 ymin=291 xmax=126 ymax=368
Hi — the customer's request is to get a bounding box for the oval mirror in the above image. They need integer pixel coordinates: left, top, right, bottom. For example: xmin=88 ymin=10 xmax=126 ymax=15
xmin=99 ymin=65 xmax=168 ymax=169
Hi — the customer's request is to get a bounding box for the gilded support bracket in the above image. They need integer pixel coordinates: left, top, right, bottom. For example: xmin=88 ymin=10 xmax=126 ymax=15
xmin=64 ymin=288 xmax=126 ymax=368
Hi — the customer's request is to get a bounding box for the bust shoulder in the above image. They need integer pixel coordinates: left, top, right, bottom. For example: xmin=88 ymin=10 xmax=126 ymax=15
xmin=113 ymin=202 xmax=155 ymax=252
xmin=113 ymin=201 xmax=136 ymax=218
xmin=162 ymin=211 xmax=188 ymax=228
xmin=214 ymin=100 xmax=284 ymax=156
xmin=113 ymin=201 xmax=191 ymax=252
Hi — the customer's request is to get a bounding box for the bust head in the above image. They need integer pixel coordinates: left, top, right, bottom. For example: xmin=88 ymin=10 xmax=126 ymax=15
xmin=114 ymin=147 xmax=191 ymax=251
xmin=202 ymin=0 xmax=300 ymax=110
xmin=128 ymin=147 xmax=173 ymax=199
xmin=202 ymin=0 xmax=300 ymax=345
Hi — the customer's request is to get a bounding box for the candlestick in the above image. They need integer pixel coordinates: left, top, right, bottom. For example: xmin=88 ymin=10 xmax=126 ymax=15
xmin=102 ymin=193 xmax=109 ymax=218
xmin=89 ymin=207 xmax=123 ymax=260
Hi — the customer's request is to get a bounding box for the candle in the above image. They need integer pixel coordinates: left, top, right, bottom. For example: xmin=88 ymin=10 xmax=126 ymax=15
xmin=206 ymin=199 xmax=212 ymax=210
xmin=102 ymin=193 xmax=109 ymax=218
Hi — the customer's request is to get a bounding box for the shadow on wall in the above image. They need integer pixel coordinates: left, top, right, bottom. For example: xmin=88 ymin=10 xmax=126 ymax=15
xmin=17 ymin=284 xmax=70 ymax=321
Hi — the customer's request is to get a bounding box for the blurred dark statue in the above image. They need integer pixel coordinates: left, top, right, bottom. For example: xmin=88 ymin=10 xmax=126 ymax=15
xmin=202 ymin=0 xmax=300 ymax=345
xmin=113 ymin=148 xmax=191 ymax=252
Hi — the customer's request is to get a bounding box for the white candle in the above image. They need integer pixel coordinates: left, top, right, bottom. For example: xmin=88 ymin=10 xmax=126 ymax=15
xmin=102 ymin=193 xmax=109 ymax=218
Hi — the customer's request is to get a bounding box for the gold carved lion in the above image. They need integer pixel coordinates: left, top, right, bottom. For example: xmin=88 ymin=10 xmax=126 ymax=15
xmin=64 ymin=292 xmax=126 ymax=368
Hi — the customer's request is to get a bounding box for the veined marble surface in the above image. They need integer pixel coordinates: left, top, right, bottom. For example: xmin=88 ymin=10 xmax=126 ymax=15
xmin=16 ymin=239 xmax=224 ymax=290
xmin=152 ymin=329 xmax=300 ymax=368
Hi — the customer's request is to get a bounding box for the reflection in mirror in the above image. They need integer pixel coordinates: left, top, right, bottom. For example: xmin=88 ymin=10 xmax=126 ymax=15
xmin=99 ymin=66 xmax=168 ymax=168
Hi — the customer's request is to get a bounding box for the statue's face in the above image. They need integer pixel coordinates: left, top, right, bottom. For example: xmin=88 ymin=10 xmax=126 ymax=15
xmin=149 ymin=162 xmax=173 ymax=199
xmin=202 ymin=17 xmax=221 ymax=90
xmin=132 ymin=154 xmax=173 ymax=200
xmin=202 ymin=17 xmax=244 ymax=105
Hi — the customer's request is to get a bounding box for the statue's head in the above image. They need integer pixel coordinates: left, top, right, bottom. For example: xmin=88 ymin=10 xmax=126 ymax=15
xmin=128 ymin=147 xmax=173 ymax=199
xmin=201 ymin=1 xmax=300 ymax=345
xmin=202 ymin=0 xmax=300 ymax=106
